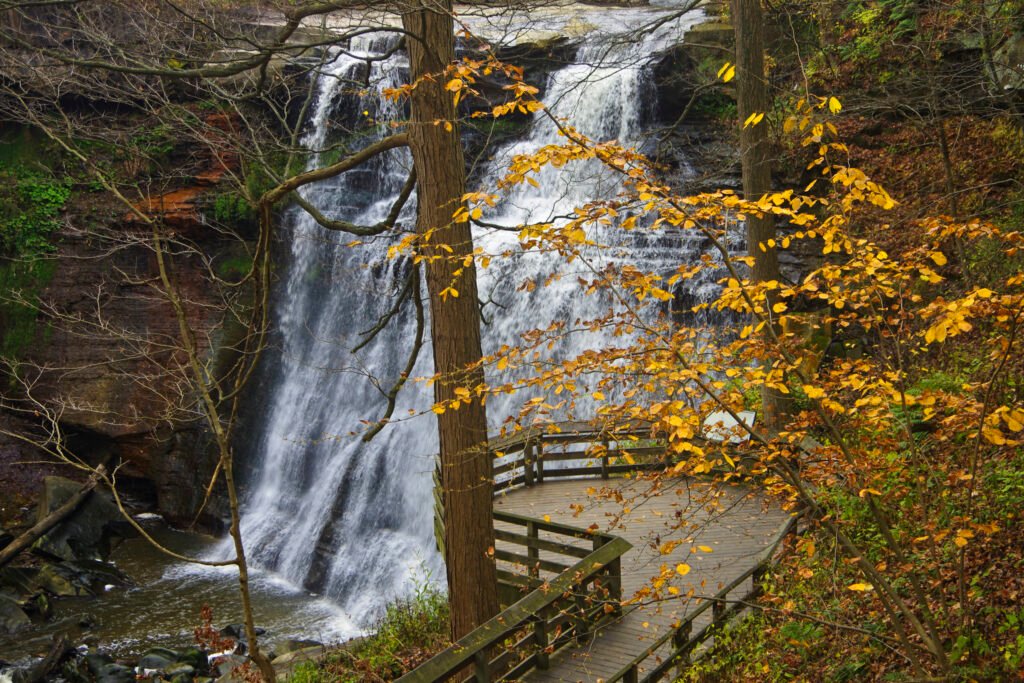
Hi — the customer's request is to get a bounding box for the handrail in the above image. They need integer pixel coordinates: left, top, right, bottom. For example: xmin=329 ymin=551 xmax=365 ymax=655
xmin=420 ymin=419 xmax=787 ymax=682
xmin=396 ymin=533 xmax=632 ymax=683
xmin=490 ymin=421 xmax=664 ymax=493
xmin=432 ymin=421 xmax=666 ymax=556
xmin=605 ymin=514 xmax=801 ymax=683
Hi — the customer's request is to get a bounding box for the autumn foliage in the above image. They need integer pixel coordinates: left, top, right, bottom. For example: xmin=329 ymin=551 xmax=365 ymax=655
xmin=382 ymin=44 xmax=1024 ymax=677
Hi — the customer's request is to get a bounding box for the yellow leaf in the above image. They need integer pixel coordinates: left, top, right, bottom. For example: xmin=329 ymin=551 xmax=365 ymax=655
xmin=676 ymin=563 xmax=691 ymax=576
xmin=432 ymin=404 xmax=446 ymax=414
xmin=698 ymin=545 xmax=713 ymax=553
xmin=828 ymin=96 xmax=842 ymax=114
xmin=543 ymin=514 xmax=551 ymax=522
xmin=929 ymin=251 xmax=948 ymax=266
xmin=848 ymin=582 xmax=874 ymax=592
xmin=717 ymin=62 xmax=735 ymax=82
xmin=803 ymin=385 xmax=825 ymax=400
xmin=593 ymin=391 xmax=605 ymax=400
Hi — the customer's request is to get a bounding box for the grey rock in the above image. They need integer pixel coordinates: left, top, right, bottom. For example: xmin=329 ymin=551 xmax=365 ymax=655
xmin=59 ymin=559 xmax=132 ymax=595
xmin=211 ymin=654 xmax=248 ymax=681
xmin=96 ymin=663 xmax=136 ymax=683
xmin=0 ymin=566 xmax=39 ymax=600
xmin=32 ymin=477 xmax=123 ymax=562
xmin=33 ymin=564 xmax=82 ymax=597
xmin=84 ymin=652 xmax=114 ymax=675
xmin=0 ymin=594 xmax=31 ymax=635
xmin=219 ymin=623 xmax=264 ymax=640
xmin=164 ymin=662 xmax=195 ymax=677
xmin=175 ymin=647 xmax=209 ymax=673
xmin=138 ymin=647 xmax=178 ymax=672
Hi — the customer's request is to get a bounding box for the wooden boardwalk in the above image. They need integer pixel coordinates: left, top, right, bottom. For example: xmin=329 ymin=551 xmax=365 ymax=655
xmin=492 ymin=476 xmax=792 ymax=682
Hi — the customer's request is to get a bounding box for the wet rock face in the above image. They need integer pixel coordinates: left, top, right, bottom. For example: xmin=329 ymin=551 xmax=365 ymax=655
xmin=33 ymin=477 xmax=126 ymax=562
xmin=0 ymin=595 xmax=31 ymax=636
xmin=13 ymin=212 xmax=236 ymax=527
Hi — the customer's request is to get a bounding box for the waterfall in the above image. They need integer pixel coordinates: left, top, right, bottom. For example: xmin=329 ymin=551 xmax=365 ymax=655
xmin=235 ymin=4 xmax=706 ymax=631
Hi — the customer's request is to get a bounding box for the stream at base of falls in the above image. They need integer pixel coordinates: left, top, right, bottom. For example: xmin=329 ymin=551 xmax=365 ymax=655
xmin=0 ymin=520 xmax=359 ymax=663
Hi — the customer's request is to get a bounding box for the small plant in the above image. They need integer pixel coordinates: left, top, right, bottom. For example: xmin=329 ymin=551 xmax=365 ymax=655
xmin=193 ymin=604 xmax=236 ymax=654
xmin=212 ymin=192 xmax=256 ymax=226
xmin=0 ymin=166 xmax=71 ymax=257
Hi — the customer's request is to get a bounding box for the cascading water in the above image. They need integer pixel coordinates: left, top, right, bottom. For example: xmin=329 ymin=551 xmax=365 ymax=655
xmin=236 ymin=3 xmax=708 ymax=631
xmin=232 ymin=35 xmax=442 ymax=626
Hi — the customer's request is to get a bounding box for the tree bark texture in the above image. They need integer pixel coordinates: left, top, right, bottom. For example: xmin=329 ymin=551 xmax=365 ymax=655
xmin=400 ymin=0 xmax=499 ymax=642
xmin=731 ymin=0 xmax=786 ymax=428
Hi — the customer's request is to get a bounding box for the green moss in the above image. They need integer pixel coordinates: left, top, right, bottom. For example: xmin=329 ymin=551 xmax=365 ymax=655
xmin=215 ymin=253 xmax=253 ymax=280
xmin=211 ymin=192 xmax=256 ymax=226
xmin=0 ymin=257 xmax=56 ymax=361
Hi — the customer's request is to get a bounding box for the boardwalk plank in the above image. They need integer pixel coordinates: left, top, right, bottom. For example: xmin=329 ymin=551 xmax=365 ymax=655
xmin=493 ymin=477 xmax=790 ymax=682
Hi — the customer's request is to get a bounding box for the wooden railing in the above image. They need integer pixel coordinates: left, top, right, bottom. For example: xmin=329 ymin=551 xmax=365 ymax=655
xmin=417 ymin=420 xmax=794 ymax=683
xmin=490 ymin=421 xmax=664 ymax=492
xmin=605 ymin=515 xmax=801 ymax=683
xmin=396 ymin=522 xmax=631 ymax=683
xmin=433 ymin=422 xmax=664 ymax=555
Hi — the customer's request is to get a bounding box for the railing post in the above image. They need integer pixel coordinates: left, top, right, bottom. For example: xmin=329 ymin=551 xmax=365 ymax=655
xmin=752 ymin=564 xmax=766 ymax=598
xmin=523 ymin=440 xmax=535 ymax=487
xmin=527 ymin=520 xmax=539 ymax=580
xmin=624 ymin=665 xmax=639 ymax=683
xmin=673 ymin=620 xmax=693 ymax=666
xmin=473 ymin=650 xmax=490 ymax=682
xmin=534 ymin=606 xmax=551 ymax=669
xmin=608 ymin=555 xmax=623 ymax=615
xmin=573 ymin=586 xmax=589 ymax=644
xmin=535 ymin=440 xmax=545 ymax=483
xmin=601 ymin=438 xmax=610 ymax=479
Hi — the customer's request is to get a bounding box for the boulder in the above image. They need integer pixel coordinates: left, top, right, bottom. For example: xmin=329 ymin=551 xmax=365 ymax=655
xmin=137 ymin=647 xmax=179 ymax=672
xmin=164 ymin=662 xmax=196 ymax=678
xmin=273 ymin=639 xmax=322 ymax=658
xmin=32 ymin=476 xmax=123 ymax=562
xmin=211 ymin=654 xmax=248 ymax=681
xmin=0 ymin=566 xmax=39 ymax=601
xmin=0 ymin=594 xmax=31 ymax=635
xmin=57 ymin=559 xmax=132 ymax=595
xmin=95 ymin=663 xmax=136 ymax=683
xmin=219 ymin=623 xmax=265 ymax=641
xmin=174 ymin=647 xmax=209 ymax=673
xmin=33 ymin=564 xmax=81 ymax=597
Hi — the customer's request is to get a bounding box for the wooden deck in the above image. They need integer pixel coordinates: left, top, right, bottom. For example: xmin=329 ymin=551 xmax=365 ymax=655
xmin=492 ymin=476 xmax=792 ymax=682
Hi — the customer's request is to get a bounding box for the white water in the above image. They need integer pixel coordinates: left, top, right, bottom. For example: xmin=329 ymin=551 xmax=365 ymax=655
xmin=230 ymin=3 xmax=710 ymax=635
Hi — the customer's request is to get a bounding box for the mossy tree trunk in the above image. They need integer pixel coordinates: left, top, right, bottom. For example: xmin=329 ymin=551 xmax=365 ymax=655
xmin=400 ymin=0 xmax=499 ymax=642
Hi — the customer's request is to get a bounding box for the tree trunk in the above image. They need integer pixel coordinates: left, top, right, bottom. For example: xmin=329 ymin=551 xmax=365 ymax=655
xmin=731 ymin=0 xmax=786 ymax=428
xmin=400 ymin=0 xmax=499 ymax=641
